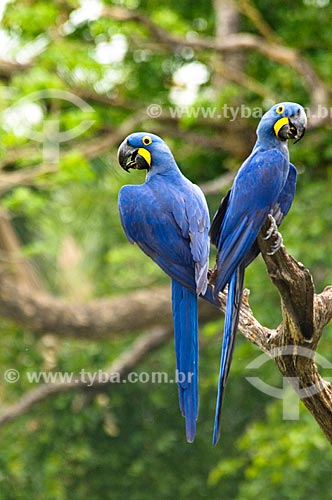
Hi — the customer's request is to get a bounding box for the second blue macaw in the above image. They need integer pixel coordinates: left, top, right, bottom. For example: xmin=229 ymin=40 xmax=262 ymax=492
xmin=117 ymin=132 xmax=211 ymax=442
xmin=209 ymin=102 xmax=307 ymax=445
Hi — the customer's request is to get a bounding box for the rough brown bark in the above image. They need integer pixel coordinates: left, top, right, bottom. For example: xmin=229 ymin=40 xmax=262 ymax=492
xmin=257 ymin=218 xmax=332 ymax=443
xmin=0 ymin=275 xmax=219 ymax=338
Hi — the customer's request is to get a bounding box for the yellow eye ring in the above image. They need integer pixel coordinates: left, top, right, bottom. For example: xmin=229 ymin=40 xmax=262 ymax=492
xmin=276 ymin=105 xmax=285 ymax=115
xmin=142 ymin=136 xmax=152 ymax=146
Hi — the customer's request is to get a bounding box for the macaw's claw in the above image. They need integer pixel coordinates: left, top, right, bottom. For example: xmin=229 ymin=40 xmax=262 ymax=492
xmin=262 ymin=214 xmax=278 ymax=240
xmin=267 ymin=230 xmax=283 ymax=255
xmin=208 ymin=265 xmax=218 ymax=286
xmin=263 ymin=215 xmax=283 ymax=255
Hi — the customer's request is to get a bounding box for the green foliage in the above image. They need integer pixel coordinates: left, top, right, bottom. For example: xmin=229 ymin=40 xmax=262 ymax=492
xmin=0 ymin=0 xmax=331 ymax=499
xmin=211 ymin=401 xmax=332 ymax=500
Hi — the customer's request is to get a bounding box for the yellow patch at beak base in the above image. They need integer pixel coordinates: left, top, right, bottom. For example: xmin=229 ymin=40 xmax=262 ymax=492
xmin=138 ymin=147 xmax=151 ymax=166
xmin=274 ymin=117 xmax=289 ymax=138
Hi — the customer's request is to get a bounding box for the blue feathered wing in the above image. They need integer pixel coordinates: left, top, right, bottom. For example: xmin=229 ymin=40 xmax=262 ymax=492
xmin=119 ymin=174 xmax=209 ymax=442
xmin=210 ymin=149 xmax=292 ymax=445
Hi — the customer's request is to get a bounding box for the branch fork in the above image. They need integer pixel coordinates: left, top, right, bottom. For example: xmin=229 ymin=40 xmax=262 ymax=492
xmin=251 ymin=216 xmax=332 ymax=443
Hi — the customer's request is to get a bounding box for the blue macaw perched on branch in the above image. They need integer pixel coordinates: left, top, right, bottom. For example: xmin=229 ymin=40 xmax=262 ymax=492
xmin=117 ymin=132 xmax=212 ymax=442
xmin=209 ymin=102 xmax=307 ymax=445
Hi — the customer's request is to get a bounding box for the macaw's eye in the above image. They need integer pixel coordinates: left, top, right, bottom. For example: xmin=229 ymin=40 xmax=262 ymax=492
xmin=276 ymin=105 xmax=285 ymax=115
xmin=142 ymin=136 xmax=152 ymax=146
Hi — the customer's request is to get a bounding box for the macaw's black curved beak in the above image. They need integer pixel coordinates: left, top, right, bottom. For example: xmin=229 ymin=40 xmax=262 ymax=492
xmin=117 ymin=139 xmax=151 ymax=172
xmin=288 ymin=111 xmax=307 ymax=143
xmin=277 ymin=108 xmax=307 ymax=144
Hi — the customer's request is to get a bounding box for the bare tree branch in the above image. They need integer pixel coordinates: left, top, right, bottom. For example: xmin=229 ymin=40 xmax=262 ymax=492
xmin=0 ymin=326 xmax=172 ymax=429
xmin=258 ymin=218 xmax=315 ymax=342
xmin=0 ymin=253 xmax=269 ymax=346
xmin=237 ymin=0 xmax=279 ymax=42
xmin=0 ymin=274 xmax=218 ymax=338
xmin=0 ymin=164 xmax=58 ymax=193
xmin=316 ymin=286 xmax=332 ymax=330
xmin=257 ymin=217 xmax=332 ymax=443
xmin=0 ymin=59 xmax=30 ymax=78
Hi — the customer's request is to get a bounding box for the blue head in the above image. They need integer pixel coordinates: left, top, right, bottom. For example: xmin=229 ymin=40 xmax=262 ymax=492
xmin=256 ymin=102 xmax=307 ymax=149
xmin=117 ymin=132 xmax=178 ymax=175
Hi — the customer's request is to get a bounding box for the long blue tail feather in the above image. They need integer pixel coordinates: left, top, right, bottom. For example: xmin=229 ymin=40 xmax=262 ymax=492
xmin=212 ymin=263 xmax=245 ymax=446
xmin=172 ymin=279 xmax=199 ymax=443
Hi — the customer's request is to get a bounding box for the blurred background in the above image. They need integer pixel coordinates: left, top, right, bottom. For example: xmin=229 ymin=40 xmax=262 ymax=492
xmin=0 ymin=0 xmax=332 ymax=498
